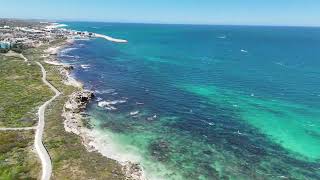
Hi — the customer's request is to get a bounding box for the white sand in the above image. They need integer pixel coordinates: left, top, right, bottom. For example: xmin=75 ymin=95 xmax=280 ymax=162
xmin=64 ymin=75 xmax=83 ymax=88
xmin=45 ymin=46 xmax=62 ymax=55
xmin=44 ymin=60 xmax=64 ymax=66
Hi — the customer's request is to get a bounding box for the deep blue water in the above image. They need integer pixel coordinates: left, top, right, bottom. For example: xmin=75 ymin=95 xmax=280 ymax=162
xmin=59 ymin=22 xmax=320 ymax=180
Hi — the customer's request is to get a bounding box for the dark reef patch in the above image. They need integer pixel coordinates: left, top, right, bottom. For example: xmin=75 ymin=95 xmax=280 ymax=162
xmin=149 ymin=139 xmax=171 ymax=162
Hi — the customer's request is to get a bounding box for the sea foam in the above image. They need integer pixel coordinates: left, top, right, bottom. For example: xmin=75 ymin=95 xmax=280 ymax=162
xmin=98 ymin=100 xmax=127 ymax=110
xmin=80 ymin=64 xmax=91 ymax=69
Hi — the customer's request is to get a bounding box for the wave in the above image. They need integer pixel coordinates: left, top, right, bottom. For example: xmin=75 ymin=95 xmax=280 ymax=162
xmin=80 ymin=64 xmax=91 ymax=69
xmin=241 ymin=49 xmax=248 ymax=53
xmin=95 ymin=97 xmax=103 ymax=102
xmin=95 ymin=89 xmax=116 ymax=94
xmin=275 ymin=62 xmax=289 ymax=68
xmin=60 ymin=47 xmax=78 ymax=54
xmin=98 ymin=99 xmax=127 ymax=110
xmin=60 ymin=54 xmax=80 ymax=59
xmin=54 ymin=23 xmax=68 ymax=28
xmin=130 ymin=111 xmax=140 ymax=116
xmin=46 ymin=23 xmax=68 ymax=29
xmin=146 ymin=114 xmax=158 ymax=121
xmin=201 ymin=120 xmax=214 ymax=126
xmin=217 ymin=35 xmax=227 ymax=39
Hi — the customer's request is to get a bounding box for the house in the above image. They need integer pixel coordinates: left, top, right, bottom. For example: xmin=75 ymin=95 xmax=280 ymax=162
xmin=0 ymin=41 xmax=11 ymax=49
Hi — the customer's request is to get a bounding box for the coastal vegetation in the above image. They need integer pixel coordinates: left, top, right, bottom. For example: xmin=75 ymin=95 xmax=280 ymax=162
xmin=0 ymin=51 xmax=46 ymax=179
xmin=9 ymin=44 xmax=25 ymax=54
xmin=0 ymin=131 xmax=40 ymax=179
xmin=0 ymin=55 xmax=52 ymax=127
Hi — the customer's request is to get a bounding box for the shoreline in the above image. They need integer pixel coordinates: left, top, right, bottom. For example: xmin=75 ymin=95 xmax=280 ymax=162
xmin=46 ymin=37 xmax=147 ymax=180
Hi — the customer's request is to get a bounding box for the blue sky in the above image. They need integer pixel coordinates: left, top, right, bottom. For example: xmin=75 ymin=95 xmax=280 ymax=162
xmin=1 ymin=0 xmax=320 ymax=26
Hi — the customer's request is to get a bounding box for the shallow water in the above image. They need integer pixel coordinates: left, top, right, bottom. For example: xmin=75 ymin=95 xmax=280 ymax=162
xmin=60 ymin=22 xmax=320 ymax=179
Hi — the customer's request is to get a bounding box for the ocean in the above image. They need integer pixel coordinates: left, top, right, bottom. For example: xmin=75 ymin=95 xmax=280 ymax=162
xmin=59 ymin=22 xmax=320 ymax=180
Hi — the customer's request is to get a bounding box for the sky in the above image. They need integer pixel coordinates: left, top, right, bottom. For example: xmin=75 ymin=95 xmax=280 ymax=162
xmin=0 ymin=0 xmax=320 ymax=26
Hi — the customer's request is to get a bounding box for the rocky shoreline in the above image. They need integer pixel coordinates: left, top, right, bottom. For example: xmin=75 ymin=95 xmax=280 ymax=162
xmin=62 ymin=91 xmax=94 ymax=136
xmin=46 ymin=41 xmax=146 ymax=180
xmin=62 ymin=83 xmax=146 ymax=180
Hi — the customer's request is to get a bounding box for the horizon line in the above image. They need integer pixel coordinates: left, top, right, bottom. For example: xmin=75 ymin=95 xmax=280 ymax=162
xmin=2 ymin=17 xmax=320 ymax=28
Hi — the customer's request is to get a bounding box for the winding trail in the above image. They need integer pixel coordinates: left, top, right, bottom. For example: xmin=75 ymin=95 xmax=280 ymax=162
xmin=1 ymin=53 xmax=59 ymax=179
xmin=35 ymin=62 xmax=61 ymax=180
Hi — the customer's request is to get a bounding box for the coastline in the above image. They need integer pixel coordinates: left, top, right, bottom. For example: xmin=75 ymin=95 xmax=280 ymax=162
xmin=3 ymin=20 xmax=320 ymax=180
xmin=46 ymin=38 xmax=147 ymax=180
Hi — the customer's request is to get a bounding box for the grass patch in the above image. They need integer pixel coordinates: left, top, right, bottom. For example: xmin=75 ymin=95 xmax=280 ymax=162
xmin=0 ymin=131 xmax=40 ymax=179
xmin=0 ymin=55 xmax=53 ymax=127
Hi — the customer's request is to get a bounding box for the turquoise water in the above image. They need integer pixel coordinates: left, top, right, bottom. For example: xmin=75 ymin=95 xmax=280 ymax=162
xmin=60 ymin=22 xmax=320 ymax=179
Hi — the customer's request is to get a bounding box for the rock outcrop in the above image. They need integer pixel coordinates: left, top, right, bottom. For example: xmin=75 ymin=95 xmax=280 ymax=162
xmin=123 ymin=161 xmax=146 ymax=180
xmin=63 ymin=91 xmax=94 ymax=135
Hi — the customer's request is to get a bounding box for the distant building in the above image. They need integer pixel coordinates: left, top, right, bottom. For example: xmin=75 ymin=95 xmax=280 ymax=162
xmin=0 ymin=25 xmax=10 ymax=29
xmin=0 ymin=41 xmax=11 ymax=49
